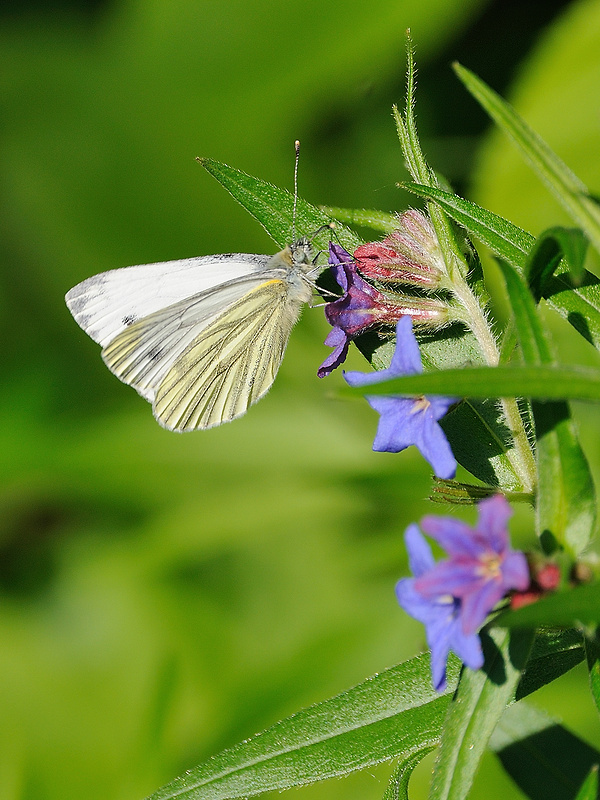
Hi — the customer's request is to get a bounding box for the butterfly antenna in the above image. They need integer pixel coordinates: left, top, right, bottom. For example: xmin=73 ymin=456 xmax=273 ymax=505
xmin=292 ymin=140 xmax=300 ymax=242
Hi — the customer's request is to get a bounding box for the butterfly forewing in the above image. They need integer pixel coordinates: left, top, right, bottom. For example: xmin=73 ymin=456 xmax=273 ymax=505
xmin=66 ymin=239 xmax=319 ymax=430
xmin=66 ymin=254 xmax=271 ymax=348
xmin=153 ymin=279 xmax=304 ymax=431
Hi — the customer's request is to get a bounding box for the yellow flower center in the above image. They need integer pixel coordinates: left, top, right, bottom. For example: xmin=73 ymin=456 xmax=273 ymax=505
xmin=477 ymin=552 xmax=503 ymax=579
xmin=411 ymin=395 xmax=431 ymax=414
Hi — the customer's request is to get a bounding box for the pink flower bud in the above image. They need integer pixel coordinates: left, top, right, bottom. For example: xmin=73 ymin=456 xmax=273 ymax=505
xmin=354 ymin=210 xmax=447 ymax=287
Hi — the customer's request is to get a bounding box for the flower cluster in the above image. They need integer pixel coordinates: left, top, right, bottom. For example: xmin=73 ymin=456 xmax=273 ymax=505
xmin=396 ymin=495 xmax=530 ymax=691
xmin=317 ymin=210 xmax=461 ymax=477
xmin=318 ymin=242 xmax=448 ymax=378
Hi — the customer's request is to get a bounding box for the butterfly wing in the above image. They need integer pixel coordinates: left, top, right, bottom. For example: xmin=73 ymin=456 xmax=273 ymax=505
xmin=152 ymin=278 xmax=305 ymax=431
xmin=65 ymin=253 xmax=270 ymax=348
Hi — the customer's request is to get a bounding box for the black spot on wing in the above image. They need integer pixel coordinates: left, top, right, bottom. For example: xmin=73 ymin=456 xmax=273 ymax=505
xmin=122 ymin=314 xmax=138 ymax=326
xmin=146 ymin=345 xmax=163 ymax=362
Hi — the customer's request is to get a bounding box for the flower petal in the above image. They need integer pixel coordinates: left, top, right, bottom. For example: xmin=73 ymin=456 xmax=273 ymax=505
xmin=412 ymin=410 xmax=457 ymax=479
xmin=414 ymin=560 xmax=481 ymax=598
xmin=420 ymin=516 xmax=480 ymax=558
xmin=395 ymin=578 xmax=441 ymax=624
xmin=475 ymin=495 xmax=512 ymax=552
xmin=460 ymin=579 xmax=505 ymax=635
xmin=450 ymin=621 xmax=484 ymax=671
xmin=404 ymin=524 xmax=435 ymax=577
xmin=387 ymin=316 xmax=423 ymax=376
xmin=317 ymin=327 xmax=349 ymax=378
xmin=328 ymin=243 xmax=352 ymax=291
xmin=501 ymin=551 xmax=530 ymax=592
xmin=426 ymin=616 xmax=455 ymax=691
xmin=368 ymin=395 xmax=416 ymax=452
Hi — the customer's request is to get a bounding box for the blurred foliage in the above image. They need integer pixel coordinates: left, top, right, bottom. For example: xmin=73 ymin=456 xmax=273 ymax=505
xmin=1 ymin=0 xmax=599 ymax=799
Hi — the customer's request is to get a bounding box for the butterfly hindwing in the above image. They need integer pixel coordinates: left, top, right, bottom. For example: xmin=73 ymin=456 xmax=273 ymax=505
xmin=153 ymin=279 xmax=305 ymax=431
xmin=100 ymin=272 xmax=280 ymax=402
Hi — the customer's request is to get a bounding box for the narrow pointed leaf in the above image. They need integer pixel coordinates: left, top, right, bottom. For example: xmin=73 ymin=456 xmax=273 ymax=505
xmin=498 ymin=261 xmax=552 ymax=362
xmin=145 ymin=654 xmax=460 ymax=800
xmin=344 ymin=364 xmax=600 ymax=402
xmin=495 ymin=582 xmax=600 ymax=628
xmin=199 ymin=158 xmax=362 ymax=255
xmin=319 ymin=206 xmax=398 ymax=234
xmin=499 ymin=261 xmax=596 ymax=554
xmin=428 ymin=628 xmax=534 ymax=800
xmin=145 ymin=630 xmax=582 ymax=800
xmin=403 ymin=182 xmax=600 ymax=351
xmin=489 ymin=702 xmax=600 ymax=800
xmin=453 ymin=62 xmax=600 ymax=255
xmin=527 ymin=227 xmax=588 ymax=299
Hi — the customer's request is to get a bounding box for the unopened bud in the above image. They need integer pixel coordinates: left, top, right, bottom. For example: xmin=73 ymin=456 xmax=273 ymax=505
xmin=354 ymin=209 xmax=447 ymax=287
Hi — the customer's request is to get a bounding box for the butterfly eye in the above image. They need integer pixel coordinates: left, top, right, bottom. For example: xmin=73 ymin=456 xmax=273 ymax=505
xmin=291 ymin=237 xmax=312 ymax=265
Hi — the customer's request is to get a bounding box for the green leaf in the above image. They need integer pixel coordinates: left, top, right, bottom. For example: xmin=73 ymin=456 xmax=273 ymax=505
xmin=575 ymin=766 xmax=599 ymax=800
xmin=199 ymin=158 xmax=362 ymax=255
xmin=319 ymin=206 xmax=399 ymax=234
xmin=403 ymin=182 xmax=600 ymax=351
xmin=542 ymin=268 xmax=600 ymax=352
xmin=453 ymin=62 xmax=600 ymax=256
xmin=439 ymin=397 xmax=527 ymax=491
xmin=382 ymin=750 xmax=434 ymax=800
xmin=498 ymin=260 xmax=596 ymax=554
xmin=343 ymin=364 xmax=600 ymax=402
xmin=145 ymin=627 xmax=582 ymax=800
xmin=489 ymin=702 xmax=600 ymax=800
xmin=585 ymin=629 xmax=600 ymax=720
xmin=532 ymin=399 xmax=597 ymax=555
xmin=498 ymin=260 xmax=552 ymax=363
xmin=402 ymin=181 xmax=533 ymax=269
xmin=495 ymin=582 xmax=600 ymax=629
xmin=515 ymin=628 xmax=584 ymax=702
xmin=428 ymin=627 xmax=534 ymax=800
xmin=526 ymin=226 xmax=588 ymax=300
xmin=145 ymin=653 xmax=459 ymax=800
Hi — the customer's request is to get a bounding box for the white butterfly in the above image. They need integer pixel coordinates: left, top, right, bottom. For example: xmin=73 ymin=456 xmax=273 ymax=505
xmin=65 ymin=237 xmax=321 ymax=431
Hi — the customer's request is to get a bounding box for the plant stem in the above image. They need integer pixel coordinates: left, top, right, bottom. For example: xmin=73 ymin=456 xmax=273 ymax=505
xmin=450 ymin=266 xmax=537 ymax=494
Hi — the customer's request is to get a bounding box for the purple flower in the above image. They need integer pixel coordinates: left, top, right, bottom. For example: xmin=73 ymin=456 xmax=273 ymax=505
xmin=317 ymin=244 xmax=403 ymax=377
xmin=396 ymin=524 xmax=483 ymax=691
xmin=317 ymin=244 xmax=447 ymax=377
xmin=414 ymin=495 xmax=530 ymax=635
xmin=344 ymin=316 xmax=457 ymax=479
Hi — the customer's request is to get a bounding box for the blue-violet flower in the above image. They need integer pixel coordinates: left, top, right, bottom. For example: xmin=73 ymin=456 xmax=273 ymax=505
xmin=344 ymin=316 xmax=457 ymax=479
xmin=414 ymin=494 xmax=530 ymax=635
xmin=396 ymin=524 xmax=483 ymax=691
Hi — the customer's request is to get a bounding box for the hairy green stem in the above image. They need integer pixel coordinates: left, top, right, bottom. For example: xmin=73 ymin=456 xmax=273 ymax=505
xmin=450 ymin=264 xmax=537 ymax=494
xmin=429 ymin=203 xmax=537 ymax=494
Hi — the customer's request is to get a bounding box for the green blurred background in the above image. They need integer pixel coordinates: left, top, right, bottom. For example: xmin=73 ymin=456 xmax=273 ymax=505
xmin=1 ymin=0 xmax=600 ymax=798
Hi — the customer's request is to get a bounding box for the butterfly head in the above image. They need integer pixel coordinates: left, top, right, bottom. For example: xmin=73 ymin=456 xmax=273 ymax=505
xmin=289 ymin=236 xmax=313 ymax=266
